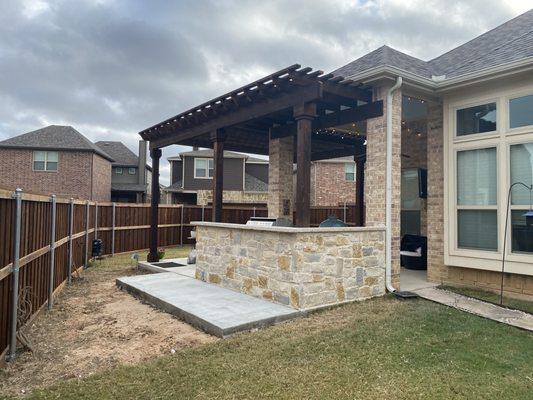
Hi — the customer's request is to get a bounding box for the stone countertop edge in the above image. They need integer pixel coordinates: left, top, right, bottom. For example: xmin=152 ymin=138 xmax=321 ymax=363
xmin=191 ymin=221 xmax=386 ymax=234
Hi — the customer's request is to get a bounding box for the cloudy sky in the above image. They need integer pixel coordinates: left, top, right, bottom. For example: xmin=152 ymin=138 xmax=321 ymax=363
xmin=1 ymin=0 xmax=531 ymax=185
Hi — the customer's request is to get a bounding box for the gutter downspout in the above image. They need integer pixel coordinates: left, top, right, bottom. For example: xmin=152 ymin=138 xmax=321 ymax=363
xmin=385 ymin=76 xmax=403 ymax=293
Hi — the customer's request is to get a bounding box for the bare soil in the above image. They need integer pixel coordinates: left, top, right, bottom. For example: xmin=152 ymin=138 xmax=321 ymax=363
xmin=0 ymin=255 xmax=216 ymax=397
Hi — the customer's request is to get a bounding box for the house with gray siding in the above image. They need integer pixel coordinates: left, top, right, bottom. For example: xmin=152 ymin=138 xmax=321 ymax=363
xmin=95 ymin=140 xmax=152 ymax=203
xmin=165 ymin=149 xmax=268 ymax=205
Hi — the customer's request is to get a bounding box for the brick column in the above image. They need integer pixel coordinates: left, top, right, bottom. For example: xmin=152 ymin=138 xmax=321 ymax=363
xmin=364 ymin=85 xmax=402 ymax=288
xmin=268 ymin=135 xmax=294 ymax=221
xmin=426 ymin=101 xmax=445 ymax=283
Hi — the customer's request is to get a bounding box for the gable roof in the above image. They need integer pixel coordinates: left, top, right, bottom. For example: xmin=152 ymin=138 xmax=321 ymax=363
xmin=95 ymin=141 xmax=139 ymax=167
xmin=168 ymin=149 xmax=268 ymax=162
xmin=332 ymin=9 xmax=533 ymax=82
xmin=332 ymin=45 xmax=432 ymax=78
xmin=0 ymin=125 xmax=114 ymax=161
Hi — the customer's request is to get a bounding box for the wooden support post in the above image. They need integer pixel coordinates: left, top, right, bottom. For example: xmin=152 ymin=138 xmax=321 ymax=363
xmin=211 ymin=129 xmax=226 ymax=222
xmin=148 ymin=147 xmax=162 ymax=262
xmin=294 ymin=103 xmax=316 ymax=227
xmin=355 ymin=156 xmax=365 ymax=226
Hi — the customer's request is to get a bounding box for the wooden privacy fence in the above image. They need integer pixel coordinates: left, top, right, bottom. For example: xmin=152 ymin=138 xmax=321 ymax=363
xmin=0 ymin=188 xmax=360 ymax=361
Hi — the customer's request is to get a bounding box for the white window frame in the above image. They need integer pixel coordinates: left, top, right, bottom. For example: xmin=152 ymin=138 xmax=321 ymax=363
xmin=506 ymin=91 xmax=533 ymax=135
xmin=115 ymin=167 xmax=123 ymax=175
xmin=344 ymin=163 xmax=356 ymax=182
xmin=194 ymin=158 xmax=214 ymax=179
xmin=452 ymin=98 xmax=500 ymax=143
xmin=128 ymin=167 xmax=136 ymax=175
xmin=444 ymin=83 xmax=533 ymax=276
xmin=33 ymin=150 xmax=58 ymax=172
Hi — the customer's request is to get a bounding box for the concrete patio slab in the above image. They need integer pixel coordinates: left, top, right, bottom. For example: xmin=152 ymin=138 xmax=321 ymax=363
xmin=138 ymin=258 xmax=195 ymax=277
xmin=116 ymin=273 xmax=302 ymax=338
xmin=400 ymin=268 xmax=437 ymax=292
xmin=415 ymin=287 xmax=533 ymax=332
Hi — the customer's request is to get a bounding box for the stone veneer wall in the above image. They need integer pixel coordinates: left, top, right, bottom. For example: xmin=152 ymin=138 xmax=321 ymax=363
xmin=196 ymin=190 xmax=268 ymax=206
xmin=194 ymin=224 xmax=386 ymax=310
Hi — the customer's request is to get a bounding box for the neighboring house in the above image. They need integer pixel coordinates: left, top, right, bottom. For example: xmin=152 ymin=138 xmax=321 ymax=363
xmin=0 ymin=125 xmax=113 ymax=201
xmin=164 ymin=149 xmax=268 ymax=205
xmin=328 ymin=9 xmax=533 ymax=294
xmin=95 ymin=140 xmax=151 ymax=203
xmin=310 ymin=157 xmax=357 ymax=206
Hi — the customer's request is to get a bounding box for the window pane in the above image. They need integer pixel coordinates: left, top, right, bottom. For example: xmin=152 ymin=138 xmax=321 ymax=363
xmin=34 ymin=151 xmax=45 ymax=161
xmin=46 ymin=151 xmax=58 ymax=162
xmin=345 ymin=173 xmax=355 ymax=181
xmin=510 ymin=143 xmax=533 ymax=205
xmin=458 ymin=210 xmax=498 ymax=250
xmin=208 ymin=159 xmax=214 ymax=178
xmin=511 ymin=210 xmax=533 ymax=253
xmin=457 ymin=103 xmax=496 ymax=136
xmin=457 ymin=148 xmax=497 ymax=206
xmin=34 ymin=161 xmax=45 ymax=170
xmin=46 ymin=161 xmax=57 ymax=171
xmin=128 ymin=168 xmax=136 ymax=175
xmin=401 ymin=169 xmax=421 ymax=210
xmin=510 ymin=95 xmax=533 ymax=129
xmin=116 ymin=168 xmax=123 ymax=174
xmin=196 ymin=159 xmax=206 ymax=169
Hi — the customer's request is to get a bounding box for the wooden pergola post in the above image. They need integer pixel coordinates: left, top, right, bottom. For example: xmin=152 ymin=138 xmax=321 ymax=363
xmin=211 ymin=129 xmax=226 ymax=222
xmin=355 ymin=156 xmax=365 ymax=226
xmin=147 ymin=147 xmax=162 ymax=262
xmin=294 ymin=103 xmax=316 ymax=227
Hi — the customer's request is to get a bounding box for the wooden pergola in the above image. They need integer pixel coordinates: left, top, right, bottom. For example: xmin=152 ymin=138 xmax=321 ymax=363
xmin=139 ymin=64 xmax=382 ymax=261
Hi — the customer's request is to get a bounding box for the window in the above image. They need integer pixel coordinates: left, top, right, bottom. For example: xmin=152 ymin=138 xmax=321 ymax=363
xmin=33 ymin=151 xmax=58 ymax=171
xmin=115 ymin=167 xmax=123 ymax=174
xmin=128 ymin=167 xmax=136 ymax=175
xmin=510 ymin=143 xmax=533 ymax=253
xmin=456 ymin=103 xmax=497 ymax=136
xmin=509 ymin=94 xmax=533 ymax=129
xmin=344 ymin=163 xmax=355 ymax=181
xmin=456 ymin=147 xmax=498 ymax=250
xmin=194 ymin=158 xmax=214 ymax=178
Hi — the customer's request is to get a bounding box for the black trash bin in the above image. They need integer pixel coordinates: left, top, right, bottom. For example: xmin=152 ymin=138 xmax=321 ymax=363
xmin=92 ymin=239 xmax=103 ymax=258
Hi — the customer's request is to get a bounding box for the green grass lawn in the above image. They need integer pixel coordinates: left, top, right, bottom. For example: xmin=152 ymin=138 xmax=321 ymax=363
xmin=17 ymin=292 xmax=532 ymax=399
xmin=441 ymin=285 xmax=533 ymax=315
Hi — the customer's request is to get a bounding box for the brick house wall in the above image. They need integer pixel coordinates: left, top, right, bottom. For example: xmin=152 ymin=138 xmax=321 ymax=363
xmin=91 ymin=154 xmax=112 ymax=202
xmin=0 ymin=148 xmax=110 ymax=201
xmin=310 ymin=161 xmax=357 ymax=206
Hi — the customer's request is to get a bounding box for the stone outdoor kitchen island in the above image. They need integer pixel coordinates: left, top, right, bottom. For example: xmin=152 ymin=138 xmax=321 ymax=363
xmin=194 ymin=223 xmax=385 ymax=310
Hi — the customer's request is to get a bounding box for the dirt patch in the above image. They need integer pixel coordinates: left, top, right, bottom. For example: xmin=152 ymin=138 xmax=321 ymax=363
xmin=0 ymin=259 xmax=216 ymax=397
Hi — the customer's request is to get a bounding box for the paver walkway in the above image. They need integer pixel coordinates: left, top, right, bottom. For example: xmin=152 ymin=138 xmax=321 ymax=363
xmin=415 ymin=287 xmax=533 ymax=332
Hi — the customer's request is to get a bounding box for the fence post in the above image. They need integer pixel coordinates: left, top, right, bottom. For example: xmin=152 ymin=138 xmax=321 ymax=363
xmin=94 ymin=202 xmax=98 ymax=239
xmin=111 ymin=202 xmax=116 ymax=256
xmin=343 ymin=201 xmax=347 ymax=223
xmin=48 ymin=195 xmax=57 ymax=310
xmin=84 ymin=201 xmax=90 ymax=269
xmin=8 ymin=188 xmax=22 ymax=362
xmin=180 ymin=205 xmax=184 ymax=247
xmin=67 ymin=198 xmax=74 ymax=284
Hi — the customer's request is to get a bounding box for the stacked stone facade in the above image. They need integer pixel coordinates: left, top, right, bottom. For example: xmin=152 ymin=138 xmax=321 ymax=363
xmin=310 ymin=160 xmax=357 ymax=206
xmin=364 ymin=85 xmax=402 ymax=288
xmin=268 ymin=136 xmax=294 ymax=220
xmin=196 ymin=190 xmax=268 ymax=206
xmin=0 ymin=148 xmax=111 ymax=201
xmin=195 ymin=223 xmax=385 ymax=310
